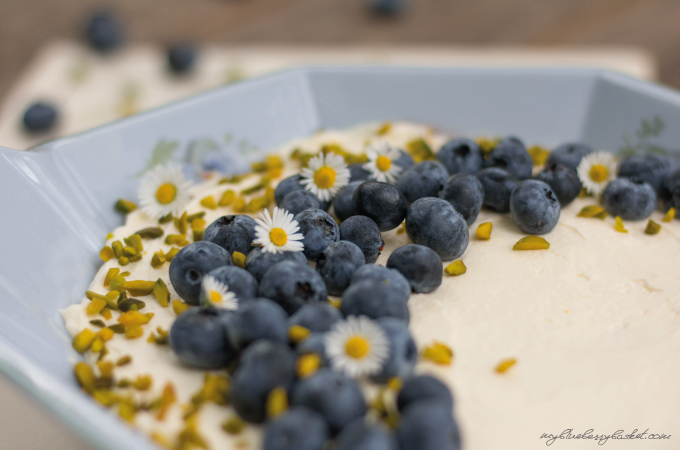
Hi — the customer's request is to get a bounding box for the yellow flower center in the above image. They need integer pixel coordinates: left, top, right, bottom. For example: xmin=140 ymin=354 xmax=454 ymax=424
xmin=376 ymin=155 xmax=392 ymax=172
xmin=588 ymin=164 xmax=609 ymax=183
xmin=314 ymin=167 xmax=336 ymax=189
xmin=209 ymin=290 xmax=223 ymax=303
xmin=270 ymin=228 xmax=288 ymax=246
xmin=155 ymin=183 xmax=177 ymax=205
xmin=345 ymin=336 xmax=370 ymax=359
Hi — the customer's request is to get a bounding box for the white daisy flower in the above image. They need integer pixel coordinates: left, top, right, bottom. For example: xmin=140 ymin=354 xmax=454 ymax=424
xmin=325 ymin=316 xmax=390 ymax=378
xmin=201 ymin=275 xmax=238 ymax=310
xmin=363 ymin=142 xmax=403 ymax=183
xmin=138 ymin=164 xmax=192 ymax=218
xmin=253 ymin=207 xmax=304 ymax=254
xmin=577 ymin=151 xmax=617 ymax=196
xmin=300 ymin=152 xmax=350 ymax=201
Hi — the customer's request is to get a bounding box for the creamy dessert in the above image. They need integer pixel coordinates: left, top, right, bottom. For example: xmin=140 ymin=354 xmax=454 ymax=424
xmin=62 ymin=122 xmax=680 ymax=450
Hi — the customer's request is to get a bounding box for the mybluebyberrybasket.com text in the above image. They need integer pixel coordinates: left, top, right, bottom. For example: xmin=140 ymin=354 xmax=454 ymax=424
xmin=540 ymin=428 xmax=671 ymax=446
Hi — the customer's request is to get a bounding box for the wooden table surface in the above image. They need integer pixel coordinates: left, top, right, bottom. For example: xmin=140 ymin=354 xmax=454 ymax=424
xmin=1 ymin=0 xmax=680 ymax=100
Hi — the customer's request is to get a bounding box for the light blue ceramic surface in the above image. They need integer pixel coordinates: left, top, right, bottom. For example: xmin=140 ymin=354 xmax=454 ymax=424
xmin=1 ymin=67 xmax=679 ymax=450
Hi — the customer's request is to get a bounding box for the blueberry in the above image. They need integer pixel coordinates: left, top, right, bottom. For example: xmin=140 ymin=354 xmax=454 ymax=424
xmin=22 ymin=102 xmax=58 ymax=133
xmin=340 ymin=279 xmax=410 ymax=322
xmin=205 ymin=265 xmax=258 ymax=303
xmin=167 ymin=43 xmax=197 ymax=74
xmin=352 ymin=181 xmax=407 ymax=231
xmin=316 ymin=241 xmax=366 ymax=296
xmin=533 ymin=162 xmax=581 ymax=206
xmin=348 ymin=164 xmax=371 ymax=182
xmin=661 ymin=168 xmax=680 ymax=215
xmin=509 ymin=180 xmax=561 ymax=234
xmin=397 ymin=400 xmax=461 ymax=450
xmin=204 ymin=215 xmax=257 ymax=256
xmin=373 ymin=318 xmax=417 ymax=383
xmin=601 ymin=178 xmax=656 ymax=220
xmin=386 ymin=244 xmax=442 ymax=294
xmin=245 ymin=247 xmax=308 ymax=282
xmin=370 ymin=0 xmax=406 ymax=16
xmin=339 ymin=215 xmax=384 ymax=263
xmin=438 ymin=173 xmax=484 ymax=226
xmin=475 ymin=168 xmax=518 ymax=213
xmin=169 ymin=242 xmax=232 ymax=305
xmin=230 ymin=340 xmax=297 ymax=423
xmin=263 ymin=406 xmax=330 ymax=450
xmin=295 ymin=208 xmax=340 ymax=261
xmin=281 ymin=190 xmax=321 ymax=216
xmin=333 ymin=181 xmax=363 ymax=222
xmin=393 ymin=150 xmax=415 ymax=171
xmin=547 ymin=142 xmax=593 ymax=171
xmin=436 ymin=138 xmax=484 ymax=175
xmin=227 ymin=298 xmax=289 ymax=351
xmin=296 ymin=333 xmax=330 ymax=366
xmin=292 ymin=369 xmax=367 ymax=434
xmin=395 ymin=161 xmax=449 ymax=206
xmin=336 ymin=420 xmax=398 ymax=450
xmin=85 ymin=11 xmax=123 ymax=52
xmin=169 ymin=307 xmax=237 ymax=369
xmin=275 ymin=175 xmax=304 ymax=206
xmin=405 ymin=198 xmax=469 ymax=261
xmin=484 ymin=137 xmax=532 ymax=180
xmin=289 ymin=303 xmax=342 ymax=334
xmin=618 ymin=154 xmax=671 ymax=194
xmin=397 ymin=375 xmax=454 ymax=412
xmin=349 ymin=265 xmax=411 ymax=300
xmin=259 ymin=261 xmax=328 ymax=315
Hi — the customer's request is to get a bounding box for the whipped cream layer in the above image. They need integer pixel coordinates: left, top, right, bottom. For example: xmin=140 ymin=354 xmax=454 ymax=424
xmin=62 ymin=122 xmax=680 ymax=450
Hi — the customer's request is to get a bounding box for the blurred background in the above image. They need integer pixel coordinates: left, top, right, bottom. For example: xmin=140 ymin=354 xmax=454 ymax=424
xmin=0 ymin=0 xmax=675 ymax=150
xmin=0 ymin=0 xmax=675 ymax=448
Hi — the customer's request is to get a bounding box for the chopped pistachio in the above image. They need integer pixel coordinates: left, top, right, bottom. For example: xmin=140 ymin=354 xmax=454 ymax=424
xmin=219 ymin=190 xmax=236 ymax=207
xmin=109 ymin=324 xmax=125 ymax=334
xmin=124 ymin=280 xmax=156 ymax=296
xmin=476 ymin=137 xmax=500 ymax=158
xmin=173 ymin=299 xmax=189 ymax=315
xmin=111 ymin=240 xmax=124 ymax=258
xmin=245 ymin=197 xmax=269 ymax=213
xmin=122 ymin=246 xmax=138 ymax=257
xmin=118 ymin=311 xmax=154 ymax=326
xmin=386 ymin=377 xmax=402 ymax=391
xmin=193 ymin=229 xmax=204 ymax=242
xmin=662 ymin=207 xmax=676 ymax=223
xmin=154 ymin=279 xmax=170 ymax=307
xmin=191 ymin=217 xmax=206 ymax=230
xmin=116 ymin=355 xmax=132 ymax=366
xmin=103 ymin=268 xmax=120 ymax=287
xmin=376 ymin=122 xmax=392 ymax=135
xmin=288 ymin=325 xmax=311 ymax=344
xmin=179 ymin=239 xmax=191 ymax=247
xmin=125 ymin=325 xmax=144 ymax=339
xmin=421 ymin=342 xmax=453 ymax=365
xmin=200 ymin=196 xmax=218 ymax=210
xmin=151 ymin=250 xmax=166 ymax=268
xmin=233 ymin=197 xmax=247 ymax=213
xmin=232 ymin=251 xmax=246 ymax=268
xmin=91 ymin=337 xmax=105 ymax=353
xmin=124 ymin=234 xmax=143 ymax=252
xmin=296 ymin=354 xmax=321 ymax=379
xmin=87 ymin=298 xmax=107 ymax=316
xmin=106 ymin=232 xmax=114 ymax=241
xmin=118 ymin=298 xmax=146 ymax=312
xmin=476 ymin=222 xmax=492 ymax=240
xmin=156 ymin=383 xmax=176 ymax=421
xmin=645 ymin=219 xmax=661 ymax=235
xmin=527 ymin=145 xmax=550 ymax=166
xmin=165 ymin=234 xmax=186 ymax=245
xmin=266 ymin=386 xmax=289 ymax=419
xmin=97 ymin=327 xmax=115 ymax=342
xmin=89 ymin=319 xmax=106 ymax=328
xmin=133 ymin=375 xmax=152 ymax=391
xmin=115 ymin=199 xmax=137 ymax=214
xmin=175 ymin=211 xmax=189 ymax=234
xmin=135 ymin=227 xmax=164 ymax=239
xmin=109 ymin=275 xmax=126 ymax=292
xmin=241 ymin=183 xmax=265 ymax=196
xmin=100 ymin=308 xmax=112 ymax=320
xmin=328 ymin=298 xmax=341 ymax=309
xmin=166 ymin=247 xmax=181 ymax=262
xmin=118 ymin=401 xmax=136 ymax=422
xmin=406 ymin=138 xmax=435 ymax=162
xmin=614 ymin=216 xmax=628 ymax=233
xmin=444 ymin=260 xmax=467 ymax=276
xmin=100 ymin=246 xmax=115 ymax=262
xmin=118 ymin=256 xmax=130 ymax=266
xmin=222 ymin=416 xmax=246 ymax=435
xmin=577 ymin=205 xmax=606 ymax=218
xmin=74 ymin=362 xmax=96 ymax=392
xmin=148 ymin=327 xmax=169 ymax=345
xmin=128 ymin=254 xmax=143 ymax=263
xmin=72 ymin=329 xmax=96 ymax=353
xmin=513 ymin=235 xmax=550 ymax=250
xmin=495 ymin=357 xmax=517 ymax=374
xmin=158 ymin=213 xmax=174 ymax=224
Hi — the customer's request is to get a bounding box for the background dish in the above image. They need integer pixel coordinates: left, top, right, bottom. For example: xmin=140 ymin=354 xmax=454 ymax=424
xmin=1 ymin=67 xmax=679 ymax=450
